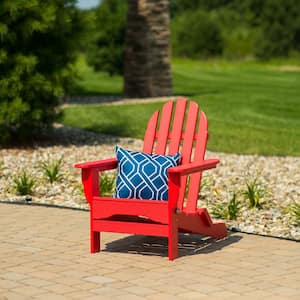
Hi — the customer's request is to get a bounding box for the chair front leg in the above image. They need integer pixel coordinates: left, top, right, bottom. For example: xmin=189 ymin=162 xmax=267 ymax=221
xmin=90 ymin=230 xmax=100 ymax=253
xmin=168 ymin=213 xmax=178 ymax=260
xmin=90 ymin=210 xmax=100 ymax=253
xmin=168 ymin=172 xmax=180 ymax=260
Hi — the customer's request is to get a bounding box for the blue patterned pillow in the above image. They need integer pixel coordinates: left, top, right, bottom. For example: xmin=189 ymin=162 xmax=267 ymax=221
xmin=114 ymin=146 xmax=181 ymax=201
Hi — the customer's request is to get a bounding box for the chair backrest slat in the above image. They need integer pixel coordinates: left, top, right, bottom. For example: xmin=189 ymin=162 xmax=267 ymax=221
xmin=155 ymin=101 xmax=174 ymax=154
xmin=197 ymin=111 xmax=208 ymax=160
xmin=176 ymin=101 xmax=199 ymax=210
xmin=180 ymin=101 xmax=199 ymax=163
xmin=143 ymin=98 xmax=208 ymax=213
xmin=185 ymin=111 xmax=208 ymax=212
xmin=168 ymin=98 xmax=187 ymax=155
xmin=143 ymin=110 xmax=159 ymax=154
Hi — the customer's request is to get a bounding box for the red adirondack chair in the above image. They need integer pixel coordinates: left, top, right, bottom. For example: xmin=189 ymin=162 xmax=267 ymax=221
xmin=75 ymin=98 xmax=227 ymax=260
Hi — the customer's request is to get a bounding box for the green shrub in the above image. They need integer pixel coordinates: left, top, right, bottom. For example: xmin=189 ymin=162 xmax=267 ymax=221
xmin=222 ymin=26 xmax=257 ymax=59
xmin=212 ymin=7 xmax=255 ymax=59
xmin=13 ymin=172 xmax=35 ymax=195
xmin=172 ymin=9 xmax=223 ymax=58
xmin=0 ymin=0 xmax=85 ymax=144
xmin=254 ymin=0 xmax=300 ymax=59
xmin=170 ymin=0 xmax=300 ymax=60
xmin=86 ymin=0 xmax=127 ymax=76
xmin=40 ymin=157 xmax=64 ymax=184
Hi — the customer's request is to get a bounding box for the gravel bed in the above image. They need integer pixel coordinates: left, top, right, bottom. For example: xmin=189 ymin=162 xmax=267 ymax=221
xmin=1 ymin=124 xmax=299 ymax=240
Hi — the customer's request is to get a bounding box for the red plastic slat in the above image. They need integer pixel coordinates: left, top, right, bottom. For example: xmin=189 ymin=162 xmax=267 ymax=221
xmin=143 ymin=110 xmax=160 ymax=154
xmin=75 ymin=158 xmax=117 ymax=170
xmin=155 ymin=101 xmax=174 ymax=154
xmin=177 ymin=102 xmax=199 ymax=210
xmin=181 ymin=102 xmax=199 ymax=163
xmin=185 ymin=111 xmax=208 ymax=213
xmin=155 ymin=133 xmax=197 ymax=140
xmin=197 ymin=111 xmax=208 ymax=161
xmin=92 ymin=197 xmax=168 ymax=224
xmin=177 ymin=211 xmax=227 ymax=238
xmin=168 ymin=159 xmax=219 ymax=175
xmin=168 ymin=97 xmax=187 ymax=155
xmin=93 ymin=220 xmax=168 ymax=237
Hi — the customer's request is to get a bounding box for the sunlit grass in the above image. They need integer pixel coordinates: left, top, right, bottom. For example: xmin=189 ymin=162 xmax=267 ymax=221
xmin=62 ymin=56 xmax=300 ymax=156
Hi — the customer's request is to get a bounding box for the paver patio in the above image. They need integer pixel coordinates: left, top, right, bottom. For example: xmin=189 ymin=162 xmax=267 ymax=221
xmin=0 ymin=203 xmax=299 ymax=299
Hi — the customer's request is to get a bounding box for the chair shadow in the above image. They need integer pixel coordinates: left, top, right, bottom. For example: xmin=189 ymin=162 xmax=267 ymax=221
xmin=103 ymin=232 xmax=242 ymax=259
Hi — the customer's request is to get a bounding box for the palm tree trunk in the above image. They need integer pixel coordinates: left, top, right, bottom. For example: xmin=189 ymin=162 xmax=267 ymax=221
xmin=124 ymin=0 xmax=172 ymax=98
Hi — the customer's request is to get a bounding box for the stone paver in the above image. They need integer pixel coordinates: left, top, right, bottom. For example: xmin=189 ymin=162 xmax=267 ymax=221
xmin=0 ymin=203 xmax=299 ymax=299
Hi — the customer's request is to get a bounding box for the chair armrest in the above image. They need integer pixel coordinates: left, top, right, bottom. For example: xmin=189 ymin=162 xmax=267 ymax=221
xmin=168 ymin=159 xmax=220 ymax=176
xmin=74 ymin=158 xmax=118 ymax=205
xmin=74 ymin=158 xmax=118 ymax=171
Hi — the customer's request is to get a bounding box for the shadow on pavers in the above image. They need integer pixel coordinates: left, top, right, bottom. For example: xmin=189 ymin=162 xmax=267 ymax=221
xmin=104 ymin=232 xmax=242 ymax=259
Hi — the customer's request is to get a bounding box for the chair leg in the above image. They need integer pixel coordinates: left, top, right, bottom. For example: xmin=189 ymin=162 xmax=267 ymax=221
xmin=91 ymin=231 xmax=100 ymax=253
xmin=168 ymin=224 xmax=178 ymax=261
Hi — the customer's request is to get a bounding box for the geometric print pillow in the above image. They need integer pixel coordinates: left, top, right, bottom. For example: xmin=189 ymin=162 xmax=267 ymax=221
xmin=114 ymin=146 xmax=181 ymax=201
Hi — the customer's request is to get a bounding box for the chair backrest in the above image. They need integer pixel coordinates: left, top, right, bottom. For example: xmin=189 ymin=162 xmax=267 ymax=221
xmin=143 ymin=97 xmax=208 ymax=213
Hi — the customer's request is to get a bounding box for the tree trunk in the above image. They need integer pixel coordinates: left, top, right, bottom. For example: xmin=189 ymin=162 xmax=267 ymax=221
xmin=124 ymin=0 xmax=172 ymax=98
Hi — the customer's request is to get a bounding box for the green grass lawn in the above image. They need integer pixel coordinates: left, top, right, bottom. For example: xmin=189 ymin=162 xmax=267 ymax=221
xmin=62 ymin=56 xmax=300 ymax=156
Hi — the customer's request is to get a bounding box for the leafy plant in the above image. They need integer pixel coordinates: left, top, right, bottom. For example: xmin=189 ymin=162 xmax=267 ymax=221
xmin=40 ymin=157 xmax=64 ymax=184
xmin=211 ymin=192 xmax=240 ymax=220
xmin=286 ymin=202 xmax=300 ymax=225
xmin=13 ymin=171 xmax=35 ymax=195
xmin=243 ymin=178 xmax=266 ymax=209
xmin=211 ymin=201 xmax=227 ymax=219
xmin=227 ymin=192 xmax=240 ymax=220
xmin=99 ymin=172 xmax=116 ymax=196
